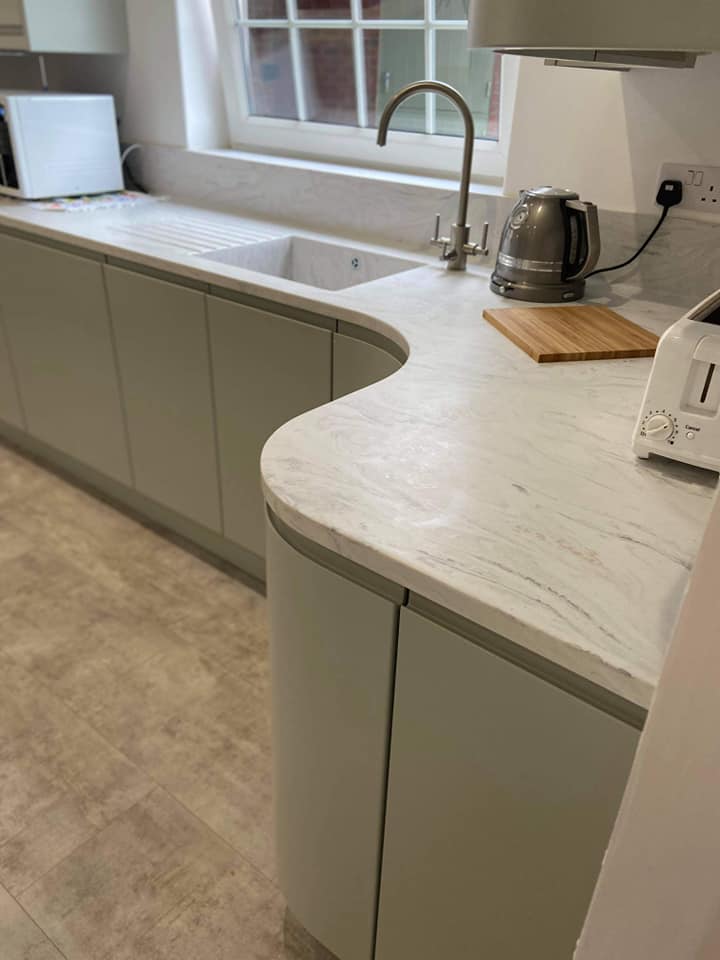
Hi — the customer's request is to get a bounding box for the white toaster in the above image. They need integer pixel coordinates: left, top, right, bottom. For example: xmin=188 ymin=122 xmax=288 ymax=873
xmin=633 ymin=288 xmax=720 ymax=472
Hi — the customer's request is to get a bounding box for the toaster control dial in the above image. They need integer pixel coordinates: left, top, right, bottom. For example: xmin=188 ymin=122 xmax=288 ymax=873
xmin=643 ymin=413 xmax=675 ymax=441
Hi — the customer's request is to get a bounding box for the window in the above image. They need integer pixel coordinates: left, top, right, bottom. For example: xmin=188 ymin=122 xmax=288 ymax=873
xmin=212 ymin=0 xmax=512 ymax=179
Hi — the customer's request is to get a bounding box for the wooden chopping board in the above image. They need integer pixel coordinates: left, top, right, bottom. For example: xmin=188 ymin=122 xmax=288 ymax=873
xmin=482 ymin=304 xmax=658 ymax=363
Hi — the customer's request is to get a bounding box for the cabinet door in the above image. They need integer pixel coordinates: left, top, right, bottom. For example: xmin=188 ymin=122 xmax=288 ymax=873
xmin=376 ymin=608 xmax=640 ymax=960
xmin=0 ymin=314 xmax=23 ymax=428
xmin=208 ymin=296 xmax=332 ymax=558
xmin=0 ymin=234 xmax=131 ymax=482
xmin=333 ymin=332 xmax=402 ymax=400
xmin=105 ymin=267 xmax=221 ymax=532
xmin=267 ymin=517 xmax=400 ymax=960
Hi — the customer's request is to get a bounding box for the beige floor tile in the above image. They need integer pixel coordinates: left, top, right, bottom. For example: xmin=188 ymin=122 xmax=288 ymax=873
xmin=2 ymin=599 xmax=194 ymax=720
xmin=113 ymin=857 xmax=286 ymax=960
xmin=0 ymin=885 xmax=64 ymax=960
xmin=0 ymin=446 xmax=59 ymax=507
xmin=126 ymin=674 xmax=275 ymax=879
xmin=19 ymin=787 xmax=240 ymax=960
xmin=172 ymin=591 xmax=270 ymax=693
xmin=0 ymin=518 xmax=33 ymax=564
xmin=0 ymin=754 xmax=66 ymax=848
xmin=0 ymin=657 xmax=154 ymax=829
xmin=73 ymin=641 xmax=229 ymax=753
xmin=0 ymin=795 xmax=96 ymax=896
xmin=0 ymin=550 xmax=92 ymax=626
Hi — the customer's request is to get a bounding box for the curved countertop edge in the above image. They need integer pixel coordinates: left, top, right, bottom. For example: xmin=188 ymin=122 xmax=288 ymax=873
xmin=260 ymin=481 xmax=659 ymax=712
xmin=0 ymin=197 xmax=713 ymax=711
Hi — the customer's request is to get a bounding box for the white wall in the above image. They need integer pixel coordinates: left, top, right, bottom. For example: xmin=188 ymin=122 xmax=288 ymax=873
xmin=175 ymin=0 xmax=228 ymax=150
xmin=122 ymin=0 xmax=186 ymax=147
xmin=574 ymin=485 xmax=720 ymax=960
xmin=506 ymin=52 xmax=720 ymax=213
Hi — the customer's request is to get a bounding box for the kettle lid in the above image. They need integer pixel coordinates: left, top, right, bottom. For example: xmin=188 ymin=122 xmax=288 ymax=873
xmin=524 ymin=185 xmax=580 ymax=200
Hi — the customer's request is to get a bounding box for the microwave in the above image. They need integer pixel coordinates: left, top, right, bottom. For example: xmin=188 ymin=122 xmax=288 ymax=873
xmin=0 ymin=92 xmax=123 ymax=200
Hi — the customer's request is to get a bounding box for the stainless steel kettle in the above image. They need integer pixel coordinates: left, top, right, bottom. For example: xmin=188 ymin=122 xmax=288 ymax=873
xmin=490 ymin=186 xmax=601 ymax=303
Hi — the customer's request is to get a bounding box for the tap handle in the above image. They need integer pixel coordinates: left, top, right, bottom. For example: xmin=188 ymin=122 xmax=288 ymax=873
xmin=479 ymin=221 xmax=489 ymax=254
xmin=432 ymin=214 xmax=440 ymax=243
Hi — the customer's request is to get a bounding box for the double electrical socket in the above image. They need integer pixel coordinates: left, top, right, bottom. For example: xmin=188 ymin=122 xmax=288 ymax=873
xmin=660 ymin=162 xmax=720 ymax=216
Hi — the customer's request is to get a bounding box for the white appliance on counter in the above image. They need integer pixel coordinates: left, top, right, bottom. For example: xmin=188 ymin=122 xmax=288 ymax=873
xmin=633 ymin=289 xmax=720 ymax=472
xmin=0 ymin=92 xmax=123 ymax=200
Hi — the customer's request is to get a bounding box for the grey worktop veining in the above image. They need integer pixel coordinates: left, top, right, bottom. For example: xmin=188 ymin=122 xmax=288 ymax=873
xmin=0 ymin=194 xmax=714 ymax=708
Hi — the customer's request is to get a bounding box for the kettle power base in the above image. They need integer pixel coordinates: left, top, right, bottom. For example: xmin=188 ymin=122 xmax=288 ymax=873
xmin=482 ymin=305 xmax=659 ymax=363
xmin=490 ymin=274 xmax=586 ymax=303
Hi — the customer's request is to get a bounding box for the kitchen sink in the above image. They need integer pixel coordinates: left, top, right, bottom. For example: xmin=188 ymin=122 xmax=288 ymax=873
xmin=198 ymin=235 xmax=422 ymax=291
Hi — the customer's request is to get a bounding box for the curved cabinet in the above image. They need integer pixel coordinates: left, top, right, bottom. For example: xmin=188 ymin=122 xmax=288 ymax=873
xmin=375 ymin=607 xmax=640 ymax=960
xmin=332 ymin=330 xmax=403 ymax=400
xmin=267 ymin=514 xmax=403 ymax=960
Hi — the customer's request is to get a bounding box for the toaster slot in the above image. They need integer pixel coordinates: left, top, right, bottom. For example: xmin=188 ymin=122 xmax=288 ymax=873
xmin=682 ymin=336 xmax=720 ymax=415
xmin=701 ymin=363 xmax=716 ymax=405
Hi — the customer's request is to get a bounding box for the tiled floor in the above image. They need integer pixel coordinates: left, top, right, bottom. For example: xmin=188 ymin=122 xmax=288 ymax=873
xmin=0 ymin=443 xmax=308 ymax=960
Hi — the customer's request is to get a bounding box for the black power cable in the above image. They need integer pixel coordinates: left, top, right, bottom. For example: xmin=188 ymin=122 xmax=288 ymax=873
xmin=586 ymin=178 xmax=683 ymax=279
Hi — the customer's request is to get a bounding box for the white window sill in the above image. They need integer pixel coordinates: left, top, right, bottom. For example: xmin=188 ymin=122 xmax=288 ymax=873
xmin=187 ymin=146 xmax=507 ymax=199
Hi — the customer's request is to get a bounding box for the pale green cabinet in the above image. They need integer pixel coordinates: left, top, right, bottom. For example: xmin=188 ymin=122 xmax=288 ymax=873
xmin=0 ymin=313 xmax=23 ymax=428
xmin=332 ymin=331 xmax=402 ymax=400
xmin=0 ymin=234 xmax=131 ymax=483
xmin=267 ymin=515 xmax=402 ymax=960
xmin=105 ymin=267 xmax=222 ymax=532
xmin=209 ymin=296 xmax=332 ymax=559
xmin=375 ymin=607 xmax=640 ymax=960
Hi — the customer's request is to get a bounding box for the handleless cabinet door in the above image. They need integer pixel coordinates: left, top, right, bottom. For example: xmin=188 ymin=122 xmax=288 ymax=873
xmin=267 ymin=517 xmax=400 ymax=960
xmin=208 ymin=296 xmax=332 ymax=559
xmin=105 ymin=267 xmax=222 ymax=532
xmin=332 ymin=332 xmax=402 ymax=400
xmin=0 ymin=313 xmax=23 ymax=429
xmin=0 ymin=234 xmax=131 ymax=482
xmin=375 ymin=608 xmax=640 ymax=960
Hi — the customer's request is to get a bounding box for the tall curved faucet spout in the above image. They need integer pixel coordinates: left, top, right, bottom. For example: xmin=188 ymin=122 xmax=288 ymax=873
xmin=376 ymin=80 xmax=488 ymax=270
xmin=377 ymin=80 xmax=474 ymax=227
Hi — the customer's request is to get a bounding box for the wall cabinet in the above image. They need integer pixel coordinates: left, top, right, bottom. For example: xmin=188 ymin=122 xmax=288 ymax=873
xmin=0 ymin=0 xmax=127 ymax=53
xmin=0 ymin=234 xmax=131 ymax=483
xmin=374 ymin=607 xmax=640 ymax=960
xmin=0 ymin=313 xmax=23 ymax=429
xmin=266 ymin=515 xmax=402 ymax=960
xmin=332 ymin=331 xmax=402 ymax=400
xmin=208 ymin=296 xmax=332 ymax=560
xmin=105 ymin=267 xmax=222 ymax=533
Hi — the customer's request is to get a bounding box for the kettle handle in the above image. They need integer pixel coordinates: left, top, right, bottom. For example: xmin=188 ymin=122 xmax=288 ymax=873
xmin=565 ymin=200 xmax=601 ymax=280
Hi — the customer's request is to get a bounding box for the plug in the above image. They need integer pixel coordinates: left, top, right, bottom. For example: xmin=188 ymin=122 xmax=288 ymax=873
xmin=656 ymin=179 xmax=683 ymax=208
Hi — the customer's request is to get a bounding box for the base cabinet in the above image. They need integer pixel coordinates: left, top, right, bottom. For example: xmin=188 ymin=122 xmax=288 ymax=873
xmin=105 ymin=267 xmax=222 ymax=532
xmin=375 ymin=607 xmax=640 ymax=960
xmin=0 ymin=314 xmax=23 ymax=428
xmin=332 ymin=332 xmax=402 ymax=400
xmin=267 ymin=516 xmax=401 ymax=960
xmin=209 ymin=296 xmax=332 ymax=560
xmin=0 ymin=234 xmax=131 ymax=483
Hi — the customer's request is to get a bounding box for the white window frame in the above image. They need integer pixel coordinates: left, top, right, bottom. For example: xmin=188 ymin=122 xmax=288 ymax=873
xmin=210 ymin=0 xmax=518 ymax=182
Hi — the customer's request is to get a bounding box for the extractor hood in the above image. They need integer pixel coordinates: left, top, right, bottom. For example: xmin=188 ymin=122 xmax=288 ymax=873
xmin=468 ymin=0 xmax=716 ymax=69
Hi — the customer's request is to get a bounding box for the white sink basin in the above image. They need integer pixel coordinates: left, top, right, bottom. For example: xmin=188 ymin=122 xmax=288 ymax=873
xmin=198 ymin=235 xmax=422 ymax=291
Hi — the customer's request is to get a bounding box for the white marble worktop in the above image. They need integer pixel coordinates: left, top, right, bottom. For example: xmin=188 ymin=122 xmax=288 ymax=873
xmin=0 ymin=195 xmax=714 ymax=709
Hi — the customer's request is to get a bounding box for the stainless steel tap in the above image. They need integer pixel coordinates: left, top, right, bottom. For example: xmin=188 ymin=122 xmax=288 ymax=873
xmin=376 ymin=80 xmax=490 ymax=272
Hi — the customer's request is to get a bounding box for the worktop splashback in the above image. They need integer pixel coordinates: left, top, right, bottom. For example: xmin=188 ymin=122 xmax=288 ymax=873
xmin=139 ymin=143 xmax=720 ymax=310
